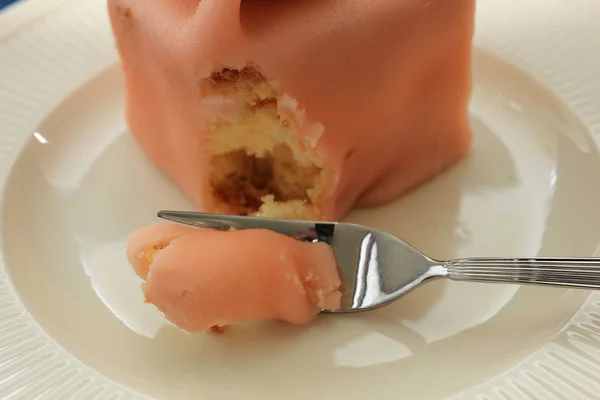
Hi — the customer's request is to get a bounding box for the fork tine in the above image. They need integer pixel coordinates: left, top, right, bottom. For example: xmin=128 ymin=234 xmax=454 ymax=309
xmin=157 ymin=210 xmax=232 ymax=230
xmin=157 ymin=210 xmax=336 ymax=242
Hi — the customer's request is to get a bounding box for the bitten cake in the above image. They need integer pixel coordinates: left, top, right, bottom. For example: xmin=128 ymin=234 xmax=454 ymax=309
xmin=108 ymin=0 xmax=475 ymax=221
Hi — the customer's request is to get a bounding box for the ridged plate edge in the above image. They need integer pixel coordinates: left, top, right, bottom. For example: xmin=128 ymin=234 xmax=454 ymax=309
xmin=0 ymin=1 xmax=599 ymax=399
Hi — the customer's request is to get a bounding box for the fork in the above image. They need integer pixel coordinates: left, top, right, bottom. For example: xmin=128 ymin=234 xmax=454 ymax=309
xmin=157 ymin=210 xmax=600 ymax=313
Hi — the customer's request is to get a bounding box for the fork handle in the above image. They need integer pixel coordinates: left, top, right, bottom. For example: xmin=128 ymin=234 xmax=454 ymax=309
xmin=445 ymin=257 xmax=600 ymax=290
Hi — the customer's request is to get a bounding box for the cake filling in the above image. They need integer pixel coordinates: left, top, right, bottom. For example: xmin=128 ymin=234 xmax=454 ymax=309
xmin=204 ymin=67 xmax=323 ymax=219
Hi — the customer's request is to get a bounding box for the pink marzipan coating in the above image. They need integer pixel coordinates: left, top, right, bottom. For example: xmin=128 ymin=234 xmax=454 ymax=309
xmin=108 ymin=0 xmax=475 ymax=221
xmin=127 ymin=224 xmax=342 ymax=332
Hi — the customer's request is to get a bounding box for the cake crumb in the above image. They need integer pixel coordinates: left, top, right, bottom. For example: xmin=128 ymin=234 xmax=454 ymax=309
xmin=117 ymin=6 xmax=132 ymax=20
xmin=208 ymin=325 xmax=226 ymax=334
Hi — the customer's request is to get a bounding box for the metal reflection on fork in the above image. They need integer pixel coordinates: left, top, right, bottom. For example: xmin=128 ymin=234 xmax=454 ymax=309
xmin=158 ymin=210 xmax=600 ymax=314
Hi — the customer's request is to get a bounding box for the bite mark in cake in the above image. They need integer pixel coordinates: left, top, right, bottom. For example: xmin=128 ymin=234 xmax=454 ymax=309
xmin=202 ymin=66 xmax=325 ymax=220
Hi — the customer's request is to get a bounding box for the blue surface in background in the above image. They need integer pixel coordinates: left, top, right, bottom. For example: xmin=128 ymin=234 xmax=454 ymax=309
xmin=0 ymin=0 xmax=18 ymax=10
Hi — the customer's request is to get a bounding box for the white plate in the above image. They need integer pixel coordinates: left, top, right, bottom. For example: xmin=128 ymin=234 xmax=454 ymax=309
xmin=2 ymin=0 xmax=600 ymax=399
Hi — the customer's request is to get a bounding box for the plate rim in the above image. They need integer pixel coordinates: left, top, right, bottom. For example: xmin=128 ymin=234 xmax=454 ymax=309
xmin=1 ymin=0 xmax=600 ymax=399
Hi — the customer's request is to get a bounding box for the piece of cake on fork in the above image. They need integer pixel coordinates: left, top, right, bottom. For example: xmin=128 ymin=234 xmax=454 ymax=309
xmin=127 ymin=223 xmax=342 ymax=332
